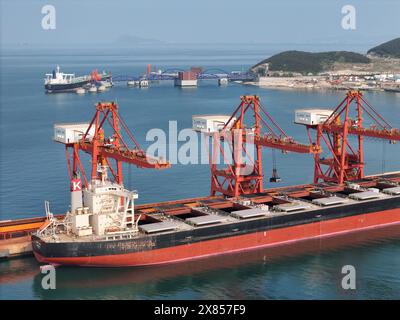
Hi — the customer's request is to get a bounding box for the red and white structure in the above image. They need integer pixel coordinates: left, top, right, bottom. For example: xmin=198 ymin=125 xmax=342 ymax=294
xmin=301 ymin=91 xmax=400 ymax=184
xmin=54 ymin=101 xmax=170 ymax=189
xmin=198 ymin=95 xmax=320 ymax=198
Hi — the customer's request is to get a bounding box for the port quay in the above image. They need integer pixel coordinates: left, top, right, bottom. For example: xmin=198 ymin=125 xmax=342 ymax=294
xmin=112 ymin=65 xmax=255 ymax=87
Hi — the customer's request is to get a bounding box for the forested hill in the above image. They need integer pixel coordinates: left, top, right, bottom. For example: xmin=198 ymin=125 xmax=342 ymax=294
xmin=367 ymin=38 xmax=400 ymax=58
xmin=252 ymin=50 xmax=370 ymax=74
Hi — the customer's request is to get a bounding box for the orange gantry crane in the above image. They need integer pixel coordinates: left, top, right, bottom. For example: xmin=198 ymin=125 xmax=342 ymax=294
xmin=208 ymin=95 xmax=321 ymax=198
xmin=63 ymin=101 xmax=170 ymax=188
xmin=304 ymin=90 xmax=400 ymax=184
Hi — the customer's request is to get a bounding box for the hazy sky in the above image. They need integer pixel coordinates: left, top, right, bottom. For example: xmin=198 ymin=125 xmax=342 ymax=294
xmin=1 ymin=0 xmax=399 ymax=47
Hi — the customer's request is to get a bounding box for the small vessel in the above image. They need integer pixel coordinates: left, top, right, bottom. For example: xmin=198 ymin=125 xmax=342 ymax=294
xmin=76 ymin=88 xmax=86 ymax=95
xmin=45 ymin=66 xmax=91 ymax=93
xmin=139 ymin=79 xmax=149 ymax=88
xmin=384 ymin=86 xmax=400 ymax=93
xmin=97 ymin=85 xmax=106 ymax=92
xmin=101 ymin=80 xmax=113 ymax=88
xmin=127 ymin=80 xmax=137 ymax=87
xmin=88 ymin=85 xmax=97 ymax=93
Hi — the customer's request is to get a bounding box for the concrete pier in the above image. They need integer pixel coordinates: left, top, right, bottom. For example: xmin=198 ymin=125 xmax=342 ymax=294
xmin=174 ymin=79 xmax=198 ymax=87
xmin=0 ymin=236 xmax=32 ymax=258
xmin=175 ymin=71 xmax=198 ymax=87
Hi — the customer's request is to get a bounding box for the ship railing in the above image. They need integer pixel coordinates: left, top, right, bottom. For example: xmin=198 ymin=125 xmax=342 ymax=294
xmin=44 ymin=201 xmax=55 ymax=221
xmin=38 ymin=201 xmax=70 ymax=236
xmin=105 ymin=229 xmax=137 ymax=241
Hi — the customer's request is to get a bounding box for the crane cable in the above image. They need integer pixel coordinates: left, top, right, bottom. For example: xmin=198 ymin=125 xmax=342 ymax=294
xmin=128 ymin=164 xmax=132 ymax=190
xmin=382 ymin=140 xmax=386 ymax=174
xmin=270 ymin=149 xmax=281 ymax=182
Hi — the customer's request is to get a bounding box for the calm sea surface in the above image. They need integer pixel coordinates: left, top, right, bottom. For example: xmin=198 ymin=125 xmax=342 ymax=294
xmin=1 ymin=46 xmax=400 ymax=299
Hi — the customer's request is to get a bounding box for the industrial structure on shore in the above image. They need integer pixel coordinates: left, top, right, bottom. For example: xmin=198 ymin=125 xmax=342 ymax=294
xmin=44 ymin=65 xmax=255 ymax=94
xmin=116 ymin=65 xmax=254 ymax=87
xmin=1 ymin=91 xmax=400 ymax=267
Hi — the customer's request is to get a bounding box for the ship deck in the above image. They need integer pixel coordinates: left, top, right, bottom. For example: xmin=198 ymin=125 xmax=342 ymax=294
xmin=35 ymin=171 xmax=400 ymax=243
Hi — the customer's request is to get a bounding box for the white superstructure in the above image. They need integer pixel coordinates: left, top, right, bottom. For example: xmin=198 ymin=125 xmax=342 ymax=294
xmin=294 ymin=109 xmax=334 ymax=126
xmin=54 ymin=123 xmax=95 ymax=144
xmin=39 ymin=176 xmax=139 ymax=239
xmin=44 ymin=65 xmax=90 ymax=85
xmin=192 ymin=115 xmax=236 ymax=133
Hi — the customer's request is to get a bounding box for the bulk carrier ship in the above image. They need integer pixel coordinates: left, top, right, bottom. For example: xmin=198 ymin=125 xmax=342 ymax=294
xmin=3 ymin=92 xmax=400 ymax=267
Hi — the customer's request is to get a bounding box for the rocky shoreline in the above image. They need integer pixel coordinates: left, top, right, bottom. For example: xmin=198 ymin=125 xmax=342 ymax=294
xmin=245 ymin=75 xmax=400 ymax=93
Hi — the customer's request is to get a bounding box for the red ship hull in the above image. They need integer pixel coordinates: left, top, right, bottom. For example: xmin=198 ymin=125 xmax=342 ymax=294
xmin=34 ymin=208 xmax=400 ymax=267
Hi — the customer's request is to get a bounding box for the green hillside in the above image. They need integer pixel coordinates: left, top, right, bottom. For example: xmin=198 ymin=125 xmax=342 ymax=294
xmin=252 ymin=50 xmax=370 ymax=75
xmin=367 ymin=38 xmax=400 ymax=58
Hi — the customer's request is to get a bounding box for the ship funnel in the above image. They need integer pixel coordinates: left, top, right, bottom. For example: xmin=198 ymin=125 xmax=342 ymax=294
xmin=70 ymin=177 xmax=83 ymax=213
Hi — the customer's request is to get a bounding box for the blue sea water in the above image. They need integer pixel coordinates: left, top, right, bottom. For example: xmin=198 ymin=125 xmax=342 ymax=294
xmin=0 ymin=46 xmax=400 ymax=299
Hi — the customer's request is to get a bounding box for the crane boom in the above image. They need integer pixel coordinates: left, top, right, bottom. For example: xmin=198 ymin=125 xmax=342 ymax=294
xmin=78 ymin=142 xmax=170 ymax=169
xmin=208 ymin=95 xmax=319 ymax=197
xmin=304 ymin=90 xmax=399 ymax=184
xmin=62 ymin=101 xmax=170 ymax=188
xmin=321 ymin=123 xmax=400 ymax=141
xmin=255 ymin=135 xmax=321 ymax=153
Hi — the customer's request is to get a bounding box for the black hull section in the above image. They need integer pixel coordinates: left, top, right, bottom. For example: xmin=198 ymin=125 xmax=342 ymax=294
xmin=45 ymin=80 xmax=91 ymax=93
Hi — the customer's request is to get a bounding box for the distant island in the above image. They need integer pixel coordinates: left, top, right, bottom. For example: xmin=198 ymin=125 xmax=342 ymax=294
xmin=249 ymin=38 xmax=400 ymax=92
xmin=252 ymin=51 xmax=370 ymax=75
xmin=251 ymin=37 xmax=400 ymax=76
xmin=367 ymin=37 xmax=400 ymax=58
